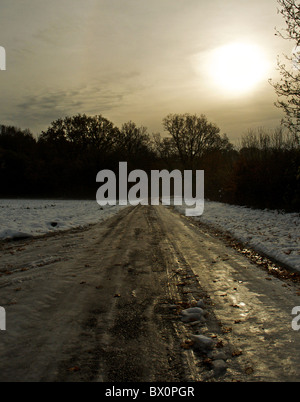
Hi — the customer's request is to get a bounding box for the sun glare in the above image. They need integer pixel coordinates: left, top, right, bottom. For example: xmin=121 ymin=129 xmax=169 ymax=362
xmin=206 ymin=42 xmax=270 ymax=95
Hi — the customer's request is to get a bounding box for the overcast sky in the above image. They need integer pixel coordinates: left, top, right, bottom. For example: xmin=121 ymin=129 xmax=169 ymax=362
xmin=0 ymin=0 xmax=294 ymax=140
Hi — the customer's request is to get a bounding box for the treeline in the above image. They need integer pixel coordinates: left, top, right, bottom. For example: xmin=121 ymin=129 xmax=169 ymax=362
xmin=0 ymin=113 xmax=299 ymax=212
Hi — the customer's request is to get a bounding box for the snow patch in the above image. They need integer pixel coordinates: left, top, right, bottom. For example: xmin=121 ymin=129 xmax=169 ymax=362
xmin=175 ymin=201 xmax=300 ymax=272
xmin=190 ymin=334 xmax=215 ymax=350
xmin=0 ymin=199 xmax=126 ymax=240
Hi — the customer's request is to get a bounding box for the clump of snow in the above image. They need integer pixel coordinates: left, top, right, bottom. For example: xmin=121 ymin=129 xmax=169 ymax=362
xmin=175 ymin=200 xmax=300 ymax=272
xmin=181 ymin=307 xmax=204 ymax=323
xmin=190 ymin=334 xmax=214 ymax=351
xmin=196 ymin=299 xmax=205 ymax=308
xmin=0 ymin=229 xmax=33 ymax=240
xmin=0 ymin=199 xmax=125 ymax=240
xmin=211 ymin=359 xmax=227 ymax=375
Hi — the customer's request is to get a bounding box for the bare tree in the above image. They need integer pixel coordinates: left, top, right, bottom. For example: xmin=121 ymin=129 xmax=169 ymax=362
xmin=241 ymin=126 xmax=298 ymax=151
xmin=152 ymin=133 xmax=176 ymax=159
xmin=162 ymin=113 xmax=231 ymax=169
xmin=117 ymin=121 xmax=151 ymax=159
xmin=39 ymin=114 xmax=119 ymax=153
xmin=270 ymin=0 xmax=300 ymax=142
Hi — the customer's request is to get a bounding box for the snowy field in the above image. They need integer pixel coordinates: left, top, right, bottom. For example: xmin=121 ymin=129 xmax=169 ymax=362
xmin=175 ymin=201 xmax=300 ymax=272
xmin=0 ymin=199 xmax=125 ymax=240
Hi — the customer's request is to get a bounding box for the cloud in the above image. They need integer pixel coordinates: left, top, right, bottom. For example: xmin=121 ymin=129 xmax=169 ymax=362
xmin=0 ymin=0 xmax=292 ymax=140
xmin=13 ymin=84 xmax=128 ymax=133
xmin=33 ymin=16 xmax=83 ymax=47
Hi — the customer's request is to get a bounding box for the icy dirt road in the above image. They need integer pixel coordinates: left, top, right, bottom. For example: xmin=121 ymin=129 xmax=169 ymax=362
xmin=0 ymin=205 xmax=300 ymax=382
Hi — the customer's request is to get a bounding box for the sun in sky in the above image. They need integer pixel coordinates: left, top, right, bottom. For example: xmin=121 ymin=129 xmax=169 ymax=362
xmin=204 ymin=42 xmax=270 ymax=96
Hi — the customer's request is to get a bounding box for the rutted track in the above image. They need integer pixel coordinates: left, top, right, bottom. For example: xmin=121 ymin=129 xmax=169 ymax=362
xmin=0 ymin=205 xmax=300 ymax=382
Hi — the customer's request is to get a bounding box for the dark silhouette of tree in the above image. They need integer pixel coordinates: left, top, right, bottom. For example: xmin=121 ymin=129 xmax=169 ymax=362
xmin=0 ymin=125 xmax=36 ymax=153
xmin=116 ymin=121 xmax=154 ymax=167
xmin=162 ymin=113 xmax=232 ymax=169
xmin=39 ymin=114 xmax=119 ymax=154
xmin=232 ymin=127 xmax=300 ymax=210
xmin=152 ymin=133 xmax=178 ymax=169
xmin=0 ymin=115 xmax=298 ymax=211
xmin=37 ymin=114 xmax=121 ymax=197
xmin=270 ymin=0 xmax=300 ymax=141
xmin=0 ymin=125 xmax=38 ymax=196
